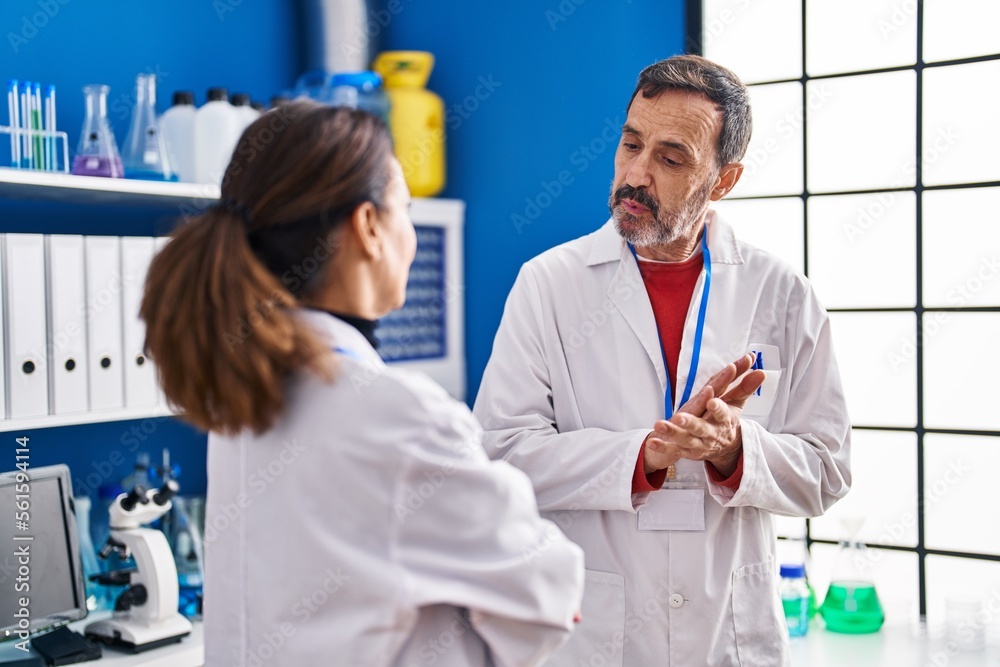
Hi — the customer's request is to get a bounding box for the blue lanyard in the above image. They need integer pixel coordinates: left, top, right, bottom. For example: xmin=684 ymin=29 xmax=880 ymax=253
xmin=333 ymin=346 xmax=363 ymax=362
xmin=627 ymin=227 xmax=712 ymax=419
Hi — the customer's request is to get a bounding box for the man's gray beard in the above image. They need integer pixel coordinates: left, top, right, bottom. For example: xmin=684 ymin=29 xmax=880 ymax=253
xmin=612 ymin=184 xmax=713 ymax=248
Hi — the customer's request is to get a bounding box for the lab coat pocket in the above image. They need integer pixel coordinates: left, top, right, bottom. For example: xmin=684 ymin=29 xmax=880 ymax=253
xmin=741 ymin=343 xmax=782 ymax=419
xmin=741 ymin=370 xmax=781 ymax=418
xmin=546 ymin=569 xmax=624 ymax=667
xmin=731 ymin=559 xmax=788 ymax=667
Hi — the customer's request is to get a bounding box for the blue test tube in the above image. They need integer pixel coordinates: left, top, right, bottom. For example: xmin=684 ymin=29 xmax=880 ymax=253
xmin=6 ymin=79 xmax=20 ymax=168
xmin=45 ymin=85 xmax=55 ymax=171
xmin=20 ymin=82 xmax=31 ymax=169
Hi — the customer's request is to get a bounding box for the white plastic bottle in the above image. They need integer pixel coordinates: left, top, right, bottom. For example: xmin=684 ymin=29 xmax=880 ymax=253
xmin=159 ymin=91 xmax=197 ymax=183
xmin=194 ymin=87 xmax=242 ymax=185
xmin=231 ymin=93 xmax=260 ymax=131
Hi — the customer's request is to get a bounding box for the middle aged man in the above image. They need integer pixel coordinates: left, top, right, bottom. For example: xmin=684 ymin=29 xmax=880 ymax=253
xmin=473 ymin=55 xmax=851 ymax=666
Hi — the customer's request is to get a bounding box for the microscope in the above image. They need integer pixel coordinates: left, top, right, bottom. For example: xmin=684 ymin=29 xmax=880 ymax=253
xmin=84 ymin=480 xmax=193 ymax=652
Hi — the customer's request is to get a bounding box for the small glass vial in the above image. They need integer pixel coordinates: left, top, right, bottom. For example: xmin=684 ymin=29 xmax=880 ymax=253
xmin=780 ymin=563 xmax=811 ymax=638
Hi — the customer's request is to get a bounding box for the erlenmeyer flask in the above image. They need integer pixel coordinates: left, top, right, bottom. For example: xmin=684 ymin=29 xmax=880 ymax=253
xmin=71 ymin=84 xmax=123 ymax=178
xmin=121 ymin=73 xmax=176 ymax=181
xmin=819 ymin=517 xmax=885 ymax=633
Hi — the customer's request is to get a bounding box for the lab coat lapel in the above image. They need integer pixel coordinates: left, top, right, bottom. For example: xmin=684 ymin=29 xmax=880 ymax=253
xmin=607 ymin=246 xmax=669 ymax=399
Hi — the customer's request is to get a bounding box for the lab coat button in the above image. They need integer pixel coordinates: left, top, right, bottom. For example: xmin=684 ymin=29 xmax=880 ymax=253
xmin=669 ymin=593 xmax=684 ymax=608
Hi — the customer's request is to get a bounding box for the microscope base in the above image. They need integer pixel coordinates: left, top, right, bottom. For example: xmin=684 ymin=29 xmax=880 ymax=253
xmin=85 ymin=613 xmax=192 ymax=653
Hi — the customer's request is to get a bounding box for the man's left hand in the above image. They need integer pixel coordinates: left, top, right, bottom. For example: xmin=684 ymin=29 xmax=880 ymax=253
xmin=647 ymin=354 xmax=766 ymax=477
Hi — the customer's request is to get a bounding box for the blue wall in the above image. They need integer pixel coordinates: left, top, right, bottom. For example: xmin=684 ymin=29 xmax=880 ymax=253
xmin=1 ymin=0 xmax=686 ymax=497
xmin=380 ymin=1 xmax=686 ymax=398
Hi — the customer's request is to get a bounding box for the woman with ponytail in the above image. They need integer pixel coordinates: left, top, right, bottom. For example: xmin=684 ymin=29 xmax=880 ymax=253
xmin=141 ymin=101 xmax=583 ymax=666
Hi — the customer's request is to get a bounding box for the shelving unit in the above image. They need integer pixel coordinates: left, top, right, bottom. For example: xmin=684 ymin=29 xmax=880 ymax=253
xmin=1 ymin=168 xmax=466 ymax=430
xmin=0 ymin=405 xmax=174 ymax=433
xmin=0 ymin=167 xmax=221 ymax=206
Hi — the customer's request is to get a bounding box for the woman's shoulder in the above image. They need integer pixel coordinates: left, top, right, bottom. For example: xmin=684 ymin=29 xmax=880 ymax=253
xmin=327 ymin=358 xmax=479 ymax=440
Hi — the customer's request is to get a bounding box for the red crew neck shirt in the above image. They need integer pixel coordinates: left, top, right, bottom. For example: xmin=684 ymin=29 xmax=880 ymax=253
xmin=630 ymin=251 xmax=744 ymax=493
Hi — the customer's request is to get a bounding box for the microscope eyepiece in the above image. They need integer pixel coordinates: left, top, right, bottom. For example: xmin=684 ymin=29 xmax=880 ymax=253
xmin=121 ymin=485 xmax=149 ymax=512
xmin=153 ymin=479 xmax=180 ymax=506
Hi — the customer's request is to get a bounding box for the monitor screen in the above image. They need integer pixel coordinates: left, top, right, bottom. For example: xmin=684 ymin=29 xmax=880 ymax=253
xmin=0 ymin=464 xmax=86 ymax=642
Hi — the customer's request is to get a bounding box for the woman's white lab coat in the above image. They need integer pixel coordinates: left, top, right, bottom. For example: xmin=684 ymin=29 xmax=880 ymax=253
xmin=473 ymin=212 xmax=851 ymax=666
xmin=204 ymin=310 xmax=584 ymax=667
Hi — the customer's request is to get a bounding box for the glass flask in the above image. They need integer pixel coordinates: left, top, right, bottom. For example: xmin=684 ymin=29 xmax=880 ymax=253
xmin=71 ymin=84 xmax=123 ymax=178
xmin=122 ymin=73 xmax=176 ymax=181
xmin=819 ymin=517 xmax=885 ymax=633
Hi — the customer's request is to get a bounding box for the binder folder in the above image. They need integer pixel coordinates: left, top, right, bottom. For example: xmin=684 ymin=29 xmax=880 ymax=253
xmin=84 ymin=236 xmax=124 ymax=411
xmin=120 ymin=237 xmax=157 ymax=407
xmin=0 ymin=240 xmax=6 ymax=420
xmin=46 ymin=235 xmax=89 ymax=415
xmin=3 ymin=234 xmax=49 ymax=418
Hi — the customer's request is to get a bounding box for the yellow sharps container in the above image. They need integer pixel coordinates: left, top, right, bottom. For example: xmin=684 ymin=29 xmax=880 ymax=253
xmin=373 ymin=51 xmax=445 ymax=197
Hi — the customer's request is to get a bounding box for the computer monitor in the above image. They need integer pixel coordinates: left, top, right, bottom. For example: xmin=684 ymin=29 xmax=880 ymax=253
xmin=0 ymin=464 xmax=87 ymax=642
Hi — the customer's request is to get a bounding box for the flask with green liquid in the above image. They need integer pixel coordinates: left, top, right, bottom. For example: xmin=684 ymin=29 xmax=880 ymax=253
xmin=819 ymin=518 xmax=885 ymax=633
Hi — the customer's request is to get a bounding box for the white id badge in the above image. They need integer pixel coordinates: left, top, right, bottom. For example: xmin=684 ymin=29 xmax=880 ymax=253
xmin=739 ymin=343 xmax=781 ymax=417
xmin=637 ymin=489 xmax=706 ymax=531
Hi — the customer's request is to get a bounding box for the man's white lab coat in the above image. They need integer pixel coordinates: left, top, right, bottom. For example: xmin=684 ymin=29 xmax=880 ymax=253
xmin=205 ymin=310 xmax=584 ymax=667
xmin=473 ymin=212 xmax=851 ymax=666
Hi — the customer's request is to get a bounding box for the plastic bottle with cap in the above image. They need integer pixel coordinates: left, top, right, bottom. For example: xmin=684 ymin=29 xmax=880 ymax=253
xmin=194 ymin=87 xmax=242 ymax=185
xmin=373 ymin=51 xmax=445 ymax=197
xmin=231 ymin=92 xmax=260 ymax=131
xmin=330 ymin=71 xmax=390 ymax=123
xmin=779 ymin=564 xmax=811 ymax=638
xmin=159 ymin=91 xmax=196 ymax=183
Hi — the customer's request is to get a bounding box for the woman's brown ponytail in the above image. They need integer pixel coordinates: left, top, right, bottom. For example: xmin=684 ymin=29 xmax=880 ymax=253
xmin=140 ymin=101 xmax=394 ymax=434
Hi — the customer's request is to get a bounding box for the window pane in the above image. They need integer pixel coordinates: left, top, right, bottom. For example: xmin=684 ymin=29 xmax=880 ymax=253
xmin=808 ymin=192 xmax=916 ymax=308
xmin=775 ymin=516 xmax=806 ymax=540
xmin=703 ymin=0 xmax=802 ymax=84
xmin=923 ymin=313 xmax=1000 ymax=431
xmin=924 ymin=0 xmax=1000 ymax=62
xmin=922 ymin=188 xmax=1000 ymax=308
xmin=735 ymin=82 xmax=803 ymax=197
xmin=776 ymin=536 xmax=809 ymax=572
xmin=828 ymin=312 xmax=917 ymax=427
xmin=807 ymin=72 xmax=916 ymax=193
xmin=811 ymin=430 xmax=917 ymax=547
xmin=711 ymin=197 xmax=803 ymax=273
xmin=805 ymin=0 xmax=916 ymax=76
xmin=924 ymin=434 xmax=1000 ymax=557
xmin=922 ymin=61 xmax=1000 ymax=186
xmin=926 ymin=555 xmax=1000 ymax=639
xmin=810 ymin=543 xmax=919 ymax=629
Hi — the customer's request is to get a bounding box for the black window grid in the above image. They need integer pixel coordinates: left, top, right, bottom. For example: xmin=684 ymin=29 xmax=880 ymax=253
xmin=687 ymin=0 xmax=1000 ymax=618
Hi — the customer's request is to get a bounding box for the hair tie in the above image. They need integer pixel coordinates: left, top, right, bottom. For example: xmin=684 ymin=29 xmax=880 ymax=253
xmin=213 ymin=197 xmax=254 ymax=226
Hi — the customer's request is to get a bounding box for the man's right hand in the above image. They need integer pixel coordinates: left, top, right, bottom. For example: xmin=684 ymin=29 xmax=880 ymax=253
xmin=642 ymin=353 xmax=763 ymax=475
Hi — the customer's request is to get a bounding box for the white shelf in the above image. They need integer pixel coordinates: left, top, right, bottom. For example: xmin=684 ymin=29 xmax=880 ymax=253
xmin=0 ymin=405 xmax=176 ymax=433
xmin=0 ymin=167 xmax=220 ymax=206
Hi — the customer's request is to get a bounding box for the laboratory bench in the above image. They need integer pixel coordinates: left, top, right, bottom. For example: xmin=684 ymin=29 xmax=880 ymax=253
xmin=0 ymin=613 xmax=203 ymax=667
xmin=791 ymin=621 xmax=1000 ymax=666
xmin=6 ymin=617 xmax=1000 ymax=666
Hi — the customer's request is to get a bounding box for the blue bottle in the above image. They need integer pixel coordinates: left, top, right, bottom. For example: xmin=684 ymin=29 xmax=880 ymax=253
xmin=779 ymin=564 xmax=810 ymax=638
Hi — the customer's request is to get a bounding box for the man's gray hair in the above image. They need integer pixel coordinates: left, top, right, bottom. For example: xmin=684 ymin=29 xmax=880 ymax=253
xmin=627 ymin=55 xmax=752 ymax=166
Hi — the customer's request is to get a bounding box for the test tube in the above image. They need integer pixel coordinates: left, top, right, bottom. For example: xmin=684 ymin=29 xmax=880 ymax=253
xmin=6 ymin=80 xmax=20 ymax=168
xmin=45 ymin=85 xmax=55 ymax=171
xmin=20 ymin=83 xmax=31 ymax=168
xmin=32 ymin=82 xmax=43 ymax=171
